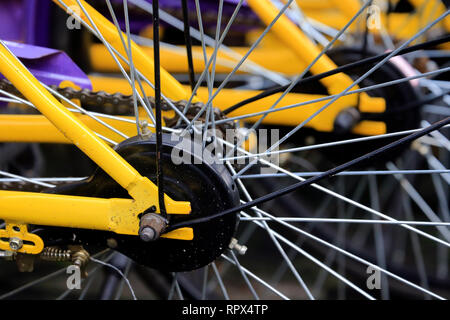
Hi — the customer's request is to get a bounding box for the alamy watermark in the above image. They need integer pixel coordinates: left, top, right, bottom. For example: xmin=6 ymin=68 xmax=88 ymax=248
xmin=366 ymin=1 xmax=387 ymax=31
xmin=366 ymin=265 xmax=381 ymax=290
xmin=170 ymin=126 xmax=280 ymax=174
xmin=66 ymin=5 xmax=82 ymax=30
xmin=66 ymin=265 xmax=81 ymax=290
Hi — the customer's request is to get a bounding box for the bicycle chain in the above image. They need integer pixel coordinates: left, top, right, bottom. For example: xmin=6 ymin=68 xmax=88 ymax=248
xmin=0 ymin=78 xmax=233 ymax=131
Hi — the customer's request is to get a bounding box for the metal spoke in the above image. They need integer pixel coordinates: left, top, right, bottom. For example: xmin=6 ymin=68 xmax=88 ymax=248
xmin=180 ymin=0 xmax=296 ymax=134
xmin=213 ymin=67 xmax=450 ymax=127
xmin=211 ymin=262 xmax=230 ymax=300
xmin=237 ymin=169 xmax=450 ymax=179
xmin=221 ymin=253 xmax=289 ymax=300
xmin=228 ymin=163 xmax=314 ymax=299
xmin=223 ymin=0 xmax=372 ymax=159
xmin=217 ymin=136 xmax=450 ymax=250
xmin=0 ymin=250 xmax=110 ymax=299
xmin=0 ymin=170 xmax=55 ymax=188
xmin=368 ymin=175 xmax=389 ymax=299
xmin=401 ymin=191 xmax=432 ymax=299
xmin=386 ymin=162 xmax=450 ymax=242
xmin=242 ymin=203 xmax=445 ymax=299
xmin=129 ymin=0 xmax=289 ymax=86
xmin=239 ymin=210 xmax=375 ymax=299
xmin=235 ymin=11 xmax=449 ymax=176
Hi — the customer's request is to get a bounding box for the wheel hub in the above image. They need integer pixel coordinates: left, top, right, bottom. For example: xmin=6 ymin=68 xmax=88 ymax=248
xmin=42 ymin=134 xmax=240 ymax=272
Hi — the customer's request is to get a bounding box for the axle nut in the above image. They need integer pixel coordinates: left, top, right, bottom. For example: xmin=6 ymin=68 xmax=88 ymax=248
xmin=334 ymin=107 xmax=361 ymax=134
xmin=139 ymin=213 xmax=167 ymax=242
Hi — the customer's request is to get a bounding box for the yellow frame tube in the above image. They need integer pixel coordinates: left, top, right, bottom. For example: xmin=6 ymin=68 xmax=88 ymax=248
xmin=89 ymin=43 xmax=308 ymax=76
xmin=0 ymin=114 xmax=141 ymax=144
xmin=0 ymin=190 xmax=193 ymax=240
xmin=247 ymin=0 xmax=356 ymax=93
xmin=239 ymin=0 xmax=385 ymax=113
xmin=88 ymin=74 xmax=387 ymax=135
xmin=0 ymin=42 xmax=190 ymax=237
xmin=0 ymin=74 xmax=386 ymax=140
xmin=297 ymin=1 xmax=449 ymax=38
xmin=53 ymin=0 xmax=194 ymax=102
xmin=325 ymin=0 xmax=360 ymax=21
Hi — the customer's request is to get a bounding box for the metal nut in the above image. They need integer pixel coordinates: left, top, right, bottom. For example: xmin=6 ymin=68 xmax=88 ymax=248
xmin=106 ymin=238 xmax=118 ymax=249
xmin=334 ymin=107 xmax=361 ymax=134
xmin=9 ymin=237 xmax=23 ymax=251
xmin=139 ymin=213 xmax=167 ymax=242
xmin=139 ymin=227 xmax=157 ymax=242
xmin=229 ymin=238 xmax=248 ymax=255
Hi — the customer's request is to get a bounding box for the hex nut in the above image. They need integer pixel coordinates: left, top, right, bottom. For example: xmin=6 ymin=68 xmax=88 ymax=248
xmin=9 ymin=237 xmax=23 ymax=251
xmin=139 ymin=213 xmax=167 ymax=242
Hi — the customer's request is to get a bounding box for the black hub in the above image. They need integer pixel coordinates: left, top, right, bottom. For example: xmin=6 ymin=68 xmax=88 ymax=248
xmin=42 ymin=134 xmax=240 ymax=272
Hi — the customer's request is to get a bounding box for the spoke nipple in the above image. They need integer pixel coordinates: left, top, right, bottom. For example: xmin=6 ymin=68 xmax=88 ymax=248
xmin=229 ymin=238 xmax=247 ymax=255
xmin=9 ymin=237 xmax=23 ymax=251
xmin=139 ymin=120 xmax=152 ymax=139
xmin=412 ymin=140 xmax=429 ymax=155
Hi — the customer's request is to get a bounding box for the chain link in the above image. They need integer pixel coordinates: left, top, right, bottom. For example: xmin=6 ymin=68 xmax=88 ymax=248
xmin=0 ymin=78 xmax=233 ymax=130
xmin=0 ymin=78 xmax=234 ymax=190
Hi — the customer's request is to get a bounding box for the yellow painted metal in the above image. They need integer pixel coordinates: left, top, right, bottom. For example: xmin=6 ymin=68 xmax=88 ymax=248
xmin=88 ymin=76 xmax=386 ymax=135
xmin=0 ymin=223 xmax=44 ymax=254
xmin=89 ymin=43 xmax=307 ymax=76
xmin=246 ymin=0 xmax=385 ymax=114
xmin=0 ymin=43 xmax=132 ymax=189
xmin=0 ymin=190 xmax=193 ymax=242
xmin=294 ymin=0 xmax=334 ymax=10
xmin=198 ymin=88 xmax=386 ymax=134
xmin=53 ymin=0 xmax=194 ymax=102
xmin=0 ymin=114 xmax=140 ymax=144
xmin=0 ymin=39 xmax=190 ymax=217
xmin=294 ymin=10 xmax=357 ymax=32
xmin=317 ymin=0 xmax=360 ymax=23
xmin=297 ymin=0 xmax=449 ymax=38
xmin=247 ymin=0 xmax=351 ymax=93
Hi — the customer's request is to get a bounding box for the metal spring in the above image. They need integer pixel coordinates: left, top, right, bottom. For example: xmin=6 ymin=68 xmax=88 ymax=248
xmin=39 ymin=247 xmax=72 ymax=262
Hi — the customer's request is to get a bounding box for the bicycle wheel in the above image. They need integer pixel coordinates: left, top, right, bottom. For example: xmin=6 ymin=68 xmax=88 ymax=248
xmin=0 ymin=0 xmax=449 ymax=300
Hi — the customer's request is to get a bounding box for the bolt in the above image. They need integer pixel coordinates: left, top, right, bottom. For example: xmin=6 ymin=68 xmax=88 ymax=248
xmin=9 ymin=237 xmax=23 ymax=251
xmin=106 ymin=238 xmax=118 ymax=249
xmin=139 ymin=213 xmax=167 ymax=242
xmin=139 ymin=227 xmax=157 ymax=242
xmin=333 ymin=107 xmax=361 ymax=134
xmin=139 ymin=120 xmax=152 ymax=138
xmin=229 ymin=238 xmax=248 ymax=255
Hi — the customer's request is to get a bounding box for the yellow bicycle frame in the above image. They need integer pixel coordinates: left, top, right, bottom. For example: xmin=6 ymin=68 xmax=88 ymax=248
xmin=0 ymin=16 xmax=193 ymax=253
xmin=0 ymin=0 xmax=408 ymax=253
xmin=80 ymin=0 xmax=388 ymax=135
xmin=297 ymin=0 xmax=449 ymax=39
